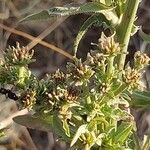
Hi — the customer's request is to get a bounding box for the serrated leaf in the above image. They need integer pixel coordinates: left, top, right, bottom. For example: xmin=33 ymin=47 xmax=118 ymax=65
xmin=21 ymin=2 xmax=113 ymax=22
xmin=70 ymin=124 xmax=87 ymax=147
xmin=139 ymin=29 xmax=150 ymax=42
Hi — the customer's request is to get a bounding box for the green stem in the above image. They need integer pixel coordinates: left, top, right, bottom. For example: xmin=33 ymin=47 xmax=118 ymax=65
xmin=18 ymin=66 xmax=27 ymax=87
xmin=106 ymin=56 xmax=114 ymax=80
xmin=117 ymin=0 xmax=140 ymax=70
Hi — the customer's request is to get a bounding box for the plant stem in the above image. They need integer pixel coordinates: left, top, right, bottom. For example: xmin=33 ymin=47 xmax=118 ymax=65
xmin=117 ymin=0 xmax=140 ymax=70
xmin=18 ymin=66 xmax=26 ymax=87
xmin=106 ymin=56 xmax=114 ymax=80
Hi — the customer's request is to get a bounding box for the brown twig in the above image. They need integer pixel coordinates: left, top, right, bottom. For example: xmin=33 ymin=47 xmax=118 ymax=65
xmin=0 ymin=23 xmax=73 ymax=60
xmin=27 ymin=17 xmax=68 ymax=51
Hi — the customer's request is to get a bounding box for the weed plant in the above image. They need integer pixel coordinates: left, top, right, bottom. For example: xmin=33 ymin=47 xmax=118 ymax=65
xmin=1 ymin=0 xmax=150 ymax=149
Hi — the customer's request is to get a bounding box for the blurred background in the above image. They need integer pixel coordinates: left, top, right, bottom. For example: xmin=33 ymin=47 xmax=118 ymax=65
xmin=0 ymin=0 xmax=149 ymax=149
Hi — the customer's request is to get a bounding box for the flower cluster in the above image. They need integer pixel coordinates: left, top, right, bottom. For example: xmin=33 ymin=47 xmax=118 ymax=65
xmin=122 ymin=51 xmax=149 ymax=90
xmin=67 ymin=60 xmax=94 ymax=85
xmin=0 ymin=34 xmax=149 ymax=149
xmin=98 ymin=33 xmax=121 ymax=56
xmin=134 ymin=51 xmax=150 ymax=70
xmin=123 ymin=67 xmax=141 ymax=89
xmin=20 ymin=90 xmax=36 ymax=109
xmin=85 ymin=51 xmax=106 ymax=72
xmin=4 ymin=42 xmax=34 ymax=66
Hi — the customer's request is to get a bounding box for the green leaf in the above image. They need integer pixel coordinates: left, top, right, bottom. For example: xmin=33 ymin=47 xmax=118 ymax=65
xmin=20 ymin=10 xmax=51 ymax=22
xmin=13 ymin=114 xmax=53 ymax=132
xmin=70 ymin=124 xmax=87 ymax=147
xmin=74 ymin=15 xmax=98 ymax=55
xmin=62 ymin=119 xmax=70 ymax=137
xmin=115 ymin=0 xmax=126 ymax=17
xmin=113 ymin=83 xmax=127 ymax=97
xmin=88 ymin=117 xmax=109 ymax=131
xmin=131 ymin=91 xmax=150 ymax=107
xmin=139 ymin=29 xmax=150 ymax=42
xmin=13 ymin=114 xmax=70 ymax=141
xmin=21 ymin=2 xmax=113 ymax=22
xmin=53 ymin=115 xmax=70 ymax=141
xmin=74 ymin=14 xmax=111 ymax=56
xmin=113 ymin=122 xmax=133 ymax=144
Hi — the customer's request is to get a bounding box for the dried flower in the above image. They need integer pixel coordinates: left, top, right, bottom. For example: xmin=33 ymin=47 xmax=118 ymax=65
xmin=20 ymin=90 xmax=36 ymax=109
xmin=85 ymin=52 xmax=106 ymax=67
xmin=67 ymin=60 xmax=94 ymax=85
xmin=98 ymin=33 xmax=121 ymax=55
xmin=51 ymin=70 xmax=67 ymax=85
xmin=4 ymin=42 xmax=34 ymax=66
xmin=123 ymin=67 xmax=141 ymax=89
xmin=134 ymin=51 xmax=150 ymax=70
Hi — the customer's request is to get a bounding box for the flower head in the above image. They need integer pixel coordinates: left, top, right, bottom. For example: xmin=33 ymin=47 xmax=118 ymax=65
xmin=123 ymin=67 xmax=141 ymax=89
xmin=4 ymin=42 xmax=34 ymax=66
xmin=134 ymin=51 xmax=149 ymax=70
xmin=98 ymin=33 xmax=121 ymax=56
